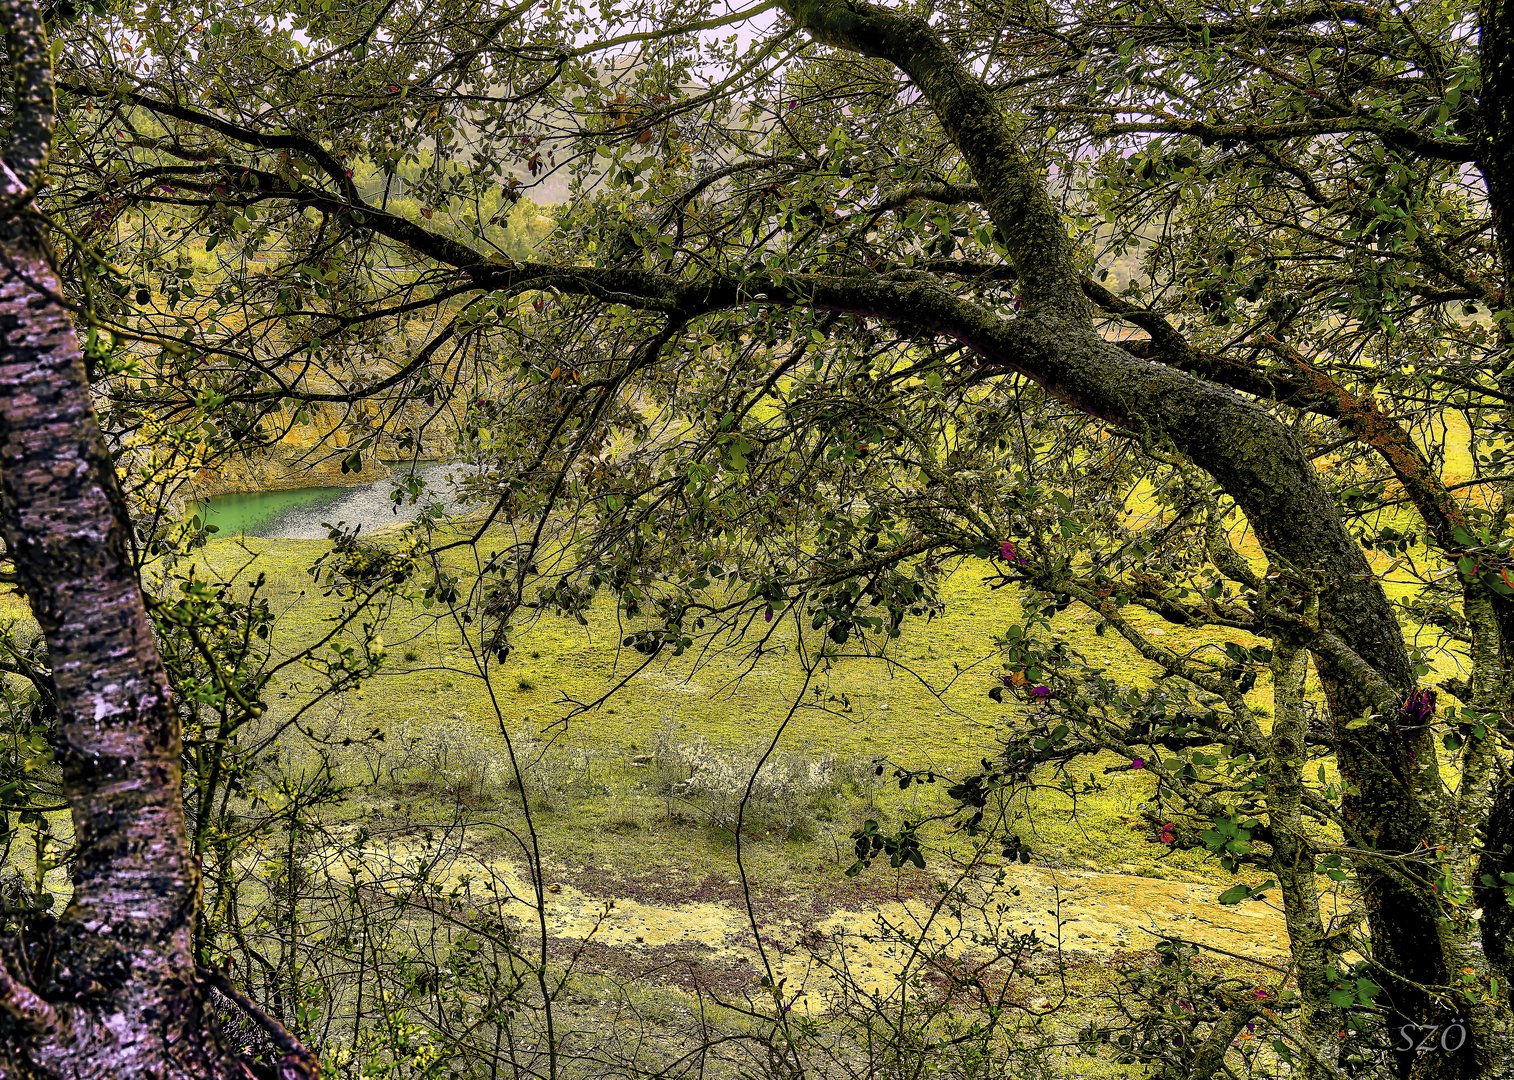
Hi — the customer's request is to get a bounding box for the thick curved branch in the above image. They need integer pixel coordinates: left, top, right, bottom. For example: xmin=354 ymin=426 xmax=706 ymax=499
xmin=60 ymin=83 xmax=361 ymax=206
xmin=1085 ymin=279 xmax=1470 ymax=555
xmin=199 ymin=966 xmax=318 ymax=1076
xmin=779 ymin=0 xmax=1085 ymax=314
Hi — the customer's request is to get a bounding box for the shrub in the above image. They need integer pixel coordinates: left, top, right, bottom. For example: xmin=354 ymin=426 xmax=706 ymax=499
xmin=376 ymin=714 xmax=501 ymax=808
xmin=506 ymin=734 xmax=606 ymax=813
xmin=649 ymin=722 xmax=871 ymax=839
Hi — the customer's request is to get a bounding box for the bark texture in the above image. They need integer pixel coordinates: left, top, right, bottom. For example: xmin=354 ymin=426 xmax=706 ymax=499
xmin=0 ymin=2 xmax=310 ymax=1074
xmin=0 ymin=175 xmax=242 ymax=1080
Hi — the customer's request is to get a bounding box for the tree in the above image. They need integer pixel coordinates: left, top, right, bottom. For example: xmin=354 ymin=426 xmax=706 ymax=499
xmin=10 ymin=0 xmax=1514 ymax=1075
xmin=0 ymin=2 xmax=317 ymax=1073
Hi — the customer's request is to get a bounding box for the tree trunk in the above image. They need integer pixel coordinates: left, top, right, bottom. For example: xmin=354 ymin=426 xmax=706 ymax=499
xmin=0 ymin=184 xmax=238 ymax=1080
xmin=0 ymin=2 xmax=312 ymax=1073
xmin=772 ymin=0 xmax=1474 ymax=1074
xmin=1474 ymin=0 xmax=1514 ymax=999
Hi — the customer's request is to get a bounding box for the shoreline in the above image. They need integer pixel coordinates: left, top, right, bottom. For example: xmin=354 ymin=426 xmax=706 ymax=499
xmin=188 ymin=453 xmax=455 ymax=500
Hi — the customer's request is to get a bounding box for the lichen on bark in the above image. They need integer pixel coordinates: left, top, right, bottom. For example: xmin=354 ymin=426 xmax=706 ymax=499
xmin=0 ymin=1 xmax=311 ymax=1073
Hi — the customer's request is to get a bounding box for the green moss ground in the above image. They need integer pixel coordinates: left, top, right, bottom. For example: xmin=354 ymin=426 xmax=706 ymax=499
xmin=4 ymin=474 xmax=1475 ymax=1073
xmin=185 ymin=532 xmax=1272 ymax=893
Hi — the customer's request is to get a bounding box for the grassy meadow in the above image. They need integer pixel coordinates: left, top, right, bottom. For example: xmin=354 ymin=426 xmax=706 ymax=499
xmin=0 ymin=436 xmax=1478 ymax=1075
xmin=188 ymin=421 xmax=1483 ymax=898
xmin=164 ymin=527 xmax=1295 ymax=1075
xmin=189 ymin=529 xmax=1258 ymax=895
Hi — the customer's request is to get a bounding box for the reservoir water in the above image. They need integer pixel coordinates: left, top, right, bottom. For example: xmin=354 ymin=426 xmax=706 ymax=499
xmin=197 ymin=462 xmax=476 ymax=539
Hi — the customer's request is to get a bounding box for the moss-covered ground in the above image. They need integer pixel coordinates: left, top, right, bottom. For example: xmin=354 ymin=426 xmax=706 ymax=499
xmin=190 ymin=530 xmax=1266 ymax=893
xmin=3 ymin=442 xmax=1476 ymax=1075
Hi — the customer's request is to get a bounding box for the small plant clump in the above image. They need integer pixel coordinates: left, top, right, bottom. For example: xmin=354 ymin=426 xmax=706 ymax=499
xmin=649 ymin=723 xmax=877 ymax=840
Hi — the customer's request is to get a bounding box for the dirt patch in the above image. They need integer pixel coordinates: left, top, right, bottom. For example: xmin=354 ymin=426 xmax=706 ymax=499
xmin=540 ymin=861 xmax=1288 ymax=958
xmin=312 ymin=826 xmax=1291 ymax=1011
xmin=478 ymin=858 xmax=1291 ymax=1011
xmin=559 ymin=861 xmax=941 ymax=921
xmin=552 ymin=937 xmax=760 ymax=999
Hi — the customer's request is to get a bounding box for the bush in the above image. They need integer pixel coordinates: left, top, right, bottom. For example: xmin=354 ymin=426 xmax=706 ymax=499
xmin=506 ymin=734 xmax=607 ymax=813
xmin=370 ymin=713 xmax=502 ymax=808
xmin=649 ymin=722 xmax=874 ymax=839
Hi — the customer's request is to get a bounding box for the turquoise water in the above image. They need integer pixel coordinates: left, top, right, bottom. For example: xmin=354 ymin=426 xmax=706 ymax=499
xmin=196 ymin=463 xmax=474 ymax=539
xmin=197 ymin=486 xmax=350 ymax=537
